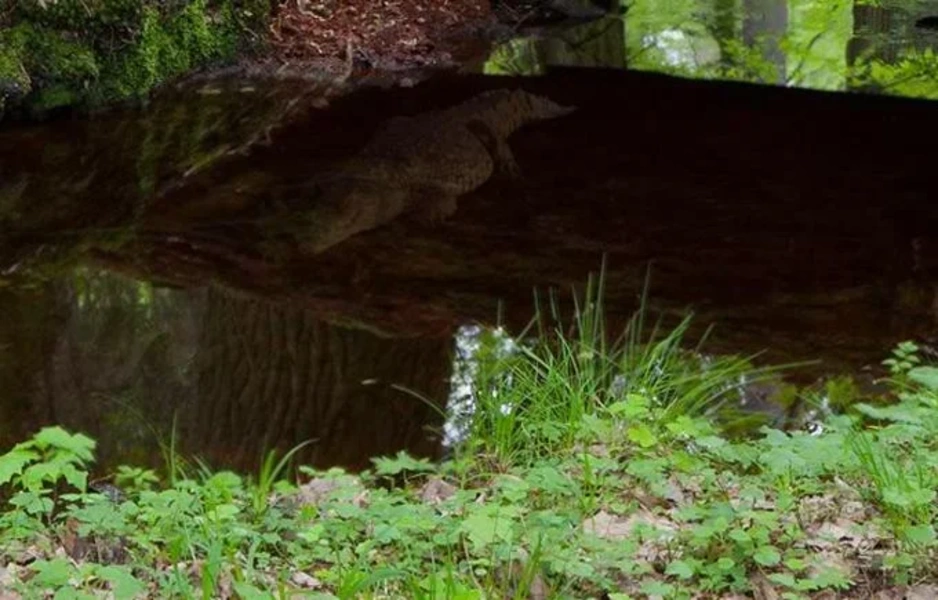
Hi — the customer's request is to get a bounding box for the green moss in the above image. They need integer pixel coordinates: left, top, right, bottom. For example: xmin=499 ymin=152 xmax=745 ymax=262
xmin=104 ymin=0 xmax=241 ymax=99
xmin=106 ymin=7 xmax=185 ymax=98
xmin=0 ymin=27 xmax=33 ymax=100
xmin=172 ymin=0 xmax=237 ymax=64
xmin=18 ymin=24 xmax=99 ymax=81
xmin=2 ymin=0 xmax=271 ymax=116
xmin=31 ymin=84 xmax=80 ymax=111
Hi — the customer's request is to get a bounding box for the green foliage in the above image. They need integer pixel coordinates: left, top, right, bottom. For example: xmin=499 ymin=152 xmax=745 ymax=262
xmin=622 ymin=0 xmax=855 ymax=93
xmin=485 ymin=38 xmax=544 ymax=76
xmin=462 ymin=266 xmax=781 ymax=464
xmin=0 ymin=426 xmax=95 ymax=495
xmin=2 ymin=0 xmax=269 ymax=116
xmin=14 ymin=24 xmax=99 ymax=82
xmin=104 ymin=0 xmax=237 ymax=100
xmin=0 ymin=26 xmax=33 ymax=104
xmin=858 ymin=49 xmax=938 ymax=99
xmin=373 ymin=450 xmax=437 ymax=481
xmin=114 ymin=465 xmax=160 ymax=492
xmin=847 ymin=351 xmax=938 ymax=555
xmin=0 ymin=427 xmax=95 ymax=538
xmin=819 ymin=374 xmax=865 ymax=413
xmin=0 ymin=22 xmax=100 ymax=110
xmin=251 ymin=439 xmax=312 ymax=516
xmin=883 ymin=340 xmax=922 ymax=376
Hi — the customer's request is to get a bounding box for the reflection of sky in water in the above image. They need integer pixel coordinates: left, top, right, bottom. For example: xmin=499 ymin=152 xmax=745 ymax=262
xmin=643 ymin=30 xmax=692 ymax=67
xmin=444 ymin=324 xmax=517 ymax=448
xmin=641 ymin=29 xmax=720 ymax=68
xmin=443 ymin=325 xmax=482 ymax=447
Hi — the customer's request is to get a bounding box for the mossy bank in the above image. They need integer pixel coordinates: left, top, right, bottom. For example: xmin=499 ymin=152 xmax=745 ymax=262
xmin=0 ymin=0 xmax=270 ymax=119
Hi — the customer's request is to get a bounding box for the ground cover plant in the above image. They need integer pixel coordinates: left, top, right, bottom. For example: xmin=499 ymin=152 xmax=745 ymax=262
xmin=2 ymin=274 xmax=938 ymax=598
xmin=0 ymin=0 xmax=268 ymax=117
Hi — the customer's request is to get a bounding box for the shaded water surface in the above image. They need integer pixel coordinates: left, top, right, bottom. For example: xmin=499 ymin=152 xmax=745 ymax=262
xmin=3 ymin=0 xmax=938 ymax=471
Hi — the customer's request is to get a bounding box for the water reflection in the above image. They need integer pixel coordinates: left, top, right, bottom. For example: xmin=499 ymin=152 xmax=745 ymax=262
xmin=4 ymin=65 xmax=938 ymax=471
xmin=486 ymin=0 xmax=938 ymax=98
xmin=0 ymin=269 xmax=450 ymax=472
xmin=5 ymin=0 xmax=938 ymax=470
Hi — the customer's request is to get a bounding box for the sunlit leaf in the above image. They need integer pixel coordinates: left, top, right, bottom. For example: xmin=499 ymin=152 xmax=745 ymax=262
xmin=909 ymin=366 xmax=938 ymax=391
xmin=627 ymin=425 xmax=657 ymax=448
xmin=753 ymin=545 xmax=782 ymax=566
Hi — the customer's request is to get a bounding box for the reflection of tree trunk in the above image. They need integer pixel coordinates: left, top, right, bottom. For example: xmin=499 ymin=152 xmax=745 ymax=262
xmin=0 ymin=274 xmax=198 ymax=468
xmin=848 ymin=5 xmax=897 ymax=63
xmin=190 ymin=288 xmax=453 ymax=471
xmin=9 ymin=67 xmax=937 ymax=418
xmin=0 ymin=284 xmax=68 ymax=449
xmin=537 ymin=17 xmax=626 ymax=68
xmin=847 ymin=4 xmax=897 ymax=92
xmin=742 ymin=0 xmax=787 ymax=83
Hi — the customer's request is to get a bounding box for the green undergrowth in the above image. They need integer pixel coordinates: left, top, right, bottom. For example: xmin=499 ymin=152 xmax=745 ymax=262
xmin=2 ymin=277 xmax=938 ymax=598
xmin=0 ymin=0 xmax=269 ymax=117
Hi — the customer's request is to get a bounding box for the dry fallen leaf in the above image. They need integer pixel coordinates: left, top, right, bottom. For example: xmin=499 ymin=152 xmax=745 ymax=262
xmin=418 ymin=477 xmax=457 ymax=504
xmin=582 ymin=509 xmax=633 ymax=540
xmin=290 ymin=571 xmax=322 ymax=589
xmin=0 ymin=563 xmax=18 ymax=595
xmin=294 ymin=474 xmax=366 ymax=509
xmin=905 ymin=585 xmax=938 ymax=600
xmin=583 ymin=508 xmax=677 ymax=541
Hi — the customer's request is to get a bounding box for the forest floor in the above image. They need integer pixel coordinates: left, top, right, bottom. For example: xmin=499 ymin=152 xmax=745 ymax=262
xmin=267 ymin=0 xmax=494 ymax=74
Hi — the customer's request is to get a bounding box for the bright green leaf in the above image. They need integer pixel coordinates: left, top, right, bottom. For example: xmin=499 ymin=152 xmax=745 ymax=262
xmin=32 ymin=558 xmax=74 ymax=587
xmin=0 ymin=449 xmax=36 ymax=486
xmin=665 ymin=559 xmax=695 ymax=579
xmin=231 ymin=582 xmax=276 ymax=600
xmin=623 ymin=393 xmax=651 ymax=418
xmin=639 ymin=580 xmax=674 ymax=597
xmin=97 ymin=565 xmax=146 ymax=600
xmin=371 ymin=451 xmax=436 ymax=476
xmin=716 ymin=557 xmax=736 ymax=571
xmin=902 ymin=524 xmax=936 ymax=545
xmin=909 ymin=366 xmax=938 ymax=391
xmin=728 ymin=528 xmax=751 ymax=544
xmin=627 ymin=425 xmax=658 ymax=448
xmin=753 ymin=545 xmax=782 ymax=566
xmin=33 ymin=427 xmax=95 ymax=462
xmin=768 ymin=572 xmax=798 ymax=588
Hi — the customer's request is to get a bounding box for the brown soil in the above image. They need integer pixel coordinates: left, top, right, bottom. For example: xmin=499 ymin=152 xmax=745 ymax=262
xmin=269 ymin=0 xmax=494 ymax=71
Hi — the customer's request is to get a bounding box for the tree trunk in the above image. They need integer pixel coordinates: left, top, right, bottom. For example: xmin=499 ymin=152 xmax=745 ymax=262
xmin=742 ymin=0 xmax=788 ymax=83
xmin=0 ymin=283 xmax=68 ymax=449
xmin=847 ymin=4 xmax=898 ymax=92
xmin=537 ymin=16 xmax=627 ymax=69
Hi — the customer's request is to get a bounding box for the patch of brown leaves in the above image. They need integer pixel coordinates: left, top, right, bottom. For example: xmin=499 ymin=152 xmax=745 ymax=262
xmin=269 ymin=0 xmax=493 ymax=71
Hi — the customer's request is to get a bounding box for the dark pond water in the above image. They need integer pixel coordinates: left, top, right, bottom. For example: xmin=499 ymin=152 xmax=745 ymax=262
xmin=2 ymin=0 xmax=938 ymax=472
